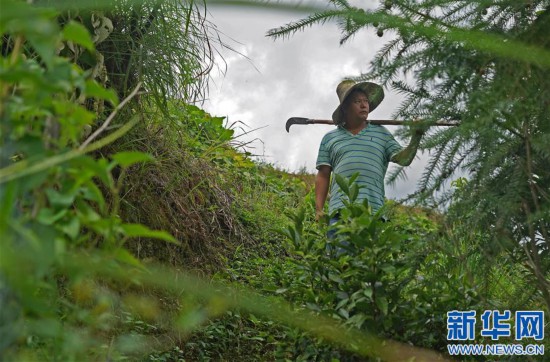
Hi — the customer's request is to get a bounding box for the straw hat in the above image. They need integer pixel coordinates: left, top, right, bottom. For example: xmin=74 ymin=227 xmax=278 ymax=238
xmin=331 ymin=80 xmax=384 ymax=124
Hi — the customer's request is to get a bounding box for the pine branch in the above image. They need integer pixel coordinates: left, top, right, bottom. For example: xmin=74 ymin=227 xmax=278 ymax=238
xmin=266 ymin=9 xmax=348 ymax=40
xmin=338 ymin=22 xmax=364 ymax=45
xmin=329 ymin=0 xmax=351 ymax=9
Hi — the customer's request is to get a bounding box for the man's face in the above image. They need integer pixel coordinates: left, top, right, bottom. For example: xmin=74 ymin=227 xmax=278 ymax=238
xmin=345 ymin=91 xmax=370 ymax=121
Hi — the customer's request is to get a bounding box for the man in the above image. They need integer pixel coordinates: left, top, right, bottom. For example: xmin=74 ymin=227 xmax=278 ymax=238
xmin=315 ymin=80 xmax=423 ymax=222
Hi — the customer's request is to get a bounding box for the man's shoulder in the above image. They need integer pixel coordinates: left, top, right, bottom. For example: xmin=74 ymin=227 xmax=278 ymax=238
xmin=322 ymin=127 xmax=344 ymax=140
xmin=368 ymin=124 xmax=390 ymax=132
xmin=326 ymin=126 xmax=344 ymax=135
xmin=367 ymin=124 xmax=393 ymax=137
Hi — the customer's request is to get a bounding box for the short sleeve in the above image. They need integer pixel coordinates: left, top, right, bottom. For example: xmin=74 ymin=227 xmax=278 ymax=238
xmin=316 ymin=136 xmax=332 ymax=170
xmin=384 ymin=129 xmax=403 ymax=162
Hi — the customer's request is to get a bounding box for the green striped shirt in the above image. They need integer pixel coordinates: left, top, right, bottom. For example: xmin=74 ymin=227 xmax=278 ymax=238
xmin=316 ymin=124 xmax=403 ymax=215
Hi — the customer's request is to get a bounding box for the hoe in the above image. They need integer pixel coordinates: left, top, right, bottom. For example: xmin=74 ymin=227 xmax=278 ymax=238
xmin=285 ymin=117 xmax=458 ymax=132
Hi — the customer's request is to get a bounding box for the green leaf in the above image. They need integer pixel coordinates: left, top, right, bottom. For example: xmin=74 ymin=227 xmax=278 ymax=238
xmin=347 ymin=314 xmax=369 ymax=329
xmin=76 ymin=157 xmax=113 ymax=189
xmin=60 ymin=216 xmax=80 ymax=240
xmin=363 ymin=287 xmax=373 ymax=299
xmin=375 ymin=296 xmax=388 ymax=315
xmin=0 ymin=181 xmax=17 ymax=234
xmin=85 ymin=80 xmax=119 ymax=106
xmin=80 ymin=181 xmax=106 ymax=212
xmin=305 ymin=302 xmax=321 ymax=312
xmin=37 ymin=208 xmax=67 ymax=225
xmin=335 ymin=298 xmax=349 ymax=310
xmin=112 ymin=152 xmax=154 ymax=168
xmin=177 ymin=308 xmax=207 ymax=332
xmin=13 ymin=7 xmax=59 ymax=68
xmin=380 ymin=264 xmax=396 ymax=274
xmin=46 ymin=188 xmax=75 ymax=207
xmin=62 ymin=21 xmax=95 ymax=51
xmin=27 ymin=318 xmax=63 ymax=339
xmin=249 ymin=314 xmax=261 ymax=324
xmin=349 ymin=183 xmax=359 ymax=202
xmin=334 ymin=173 xmax=349 ymax=195
xmin=120 ymin=223 xmax=178 ymax=244
xmin=341 ymin=269 xmax=359 ymax=279
xmin=338 ymin=308 xmax=349 ymax=319
xmin=75 ymin=199 xmax=101 ymax=223
xmin=328 ymin=273 xmax=344 ymax=284
xmin=114 ymin=248 xmax=143 ymax=268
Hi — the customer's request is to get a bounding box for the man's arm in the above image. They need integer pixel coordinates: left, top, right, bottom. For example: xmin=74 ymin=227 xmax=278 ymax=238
xmin=391 ymin=130 xmax=423 ymax=167
xmin=315 ymin=165 xmax=331 ymax=221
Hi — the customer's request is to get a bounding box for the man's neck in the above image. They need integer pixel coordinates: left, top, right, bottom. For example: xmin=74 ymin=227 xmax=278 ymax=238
xmin=345 ymin=118 xmax=368 ymax=135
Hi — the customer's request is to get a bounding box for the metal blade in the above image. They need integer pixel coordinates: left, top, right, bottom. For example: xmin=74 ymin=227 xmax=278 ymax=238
xmin=285 ymin=117 xmax=310 ymax=132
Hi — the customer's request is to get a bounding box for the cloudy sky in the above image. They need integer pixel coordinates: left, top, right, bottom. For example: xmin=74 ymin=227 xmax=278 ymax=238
xmin=203 ymin=2 xmax=427 ymax=199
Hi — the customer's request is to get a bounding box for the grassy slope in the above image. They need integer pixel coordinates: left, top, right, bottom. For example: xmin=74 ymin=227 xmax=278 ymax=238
xmin=109 ymin=103 xmax=546 ymax=361
xmin=112 ymin=103 xmax=312 ymax=274
xmin=108 ymin=103 xmax=424 ymax=360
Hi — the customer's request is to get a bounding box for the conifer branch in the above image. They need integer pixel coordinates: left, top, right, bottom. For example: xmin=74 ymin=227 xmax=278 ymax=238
xmin=266 ymin=9 xmax=348 ymax=39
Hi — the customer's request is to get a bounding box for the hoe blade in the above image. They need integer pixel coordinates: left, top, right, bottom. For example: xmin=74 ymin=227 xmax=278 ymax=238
xmin=285 ymin=117 xmax=309 ymax=132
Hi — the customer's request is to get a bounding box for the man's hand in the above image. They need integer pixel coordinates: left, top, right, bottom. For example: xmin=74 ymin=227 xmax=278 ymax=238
xmin=410 ymin=118 xmax=428 ymax=137
xmin=315 ymin=209 xmax=325 ymax=223
xmin=391 ymin=120 xmax=425 ymax=166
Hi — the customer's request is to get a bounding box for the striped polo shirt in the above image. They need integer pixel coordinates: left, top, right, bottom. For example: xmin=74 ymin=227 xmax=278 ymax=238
xmin=316 ymin=124 xmax=403 ymax=215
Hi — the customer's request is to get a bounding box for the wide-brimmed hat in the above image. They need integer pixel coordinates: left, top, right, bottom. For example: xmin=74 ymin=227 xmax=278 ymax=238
xmin=331 ymin=80 xmax=384 ymax=124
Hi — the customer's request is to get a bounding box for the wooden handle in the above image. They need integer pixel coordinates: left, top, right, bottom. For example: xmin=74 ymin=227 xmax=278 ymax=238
xmin=309 ymin=119 xmax=458 ymax=127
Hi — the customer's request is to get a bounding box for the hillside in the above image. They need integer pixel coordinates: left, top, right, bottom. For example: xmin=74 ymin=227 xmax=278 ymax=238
xmin=115 ymin=104 xmax=313 ymax=273
xmin=2 ymin=1 xmax=548 ymax=361
xmin=110 ymin=101 xmax=461 ymax=361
